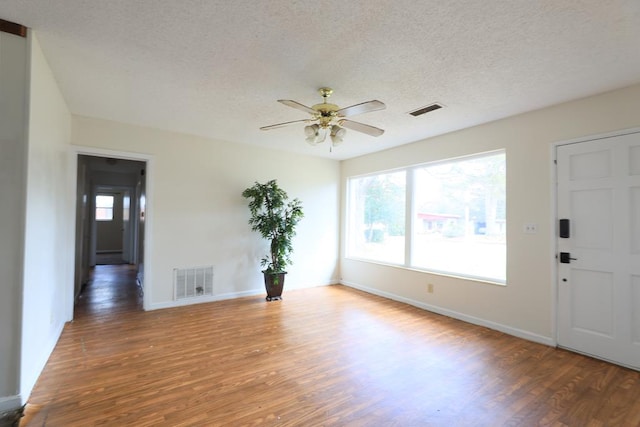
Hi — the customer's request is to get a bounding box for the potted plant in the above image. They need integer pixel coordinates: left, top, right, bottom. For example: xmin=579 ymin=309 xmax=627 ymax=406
xmin=242 ymin=180 xmax=304 ymax=301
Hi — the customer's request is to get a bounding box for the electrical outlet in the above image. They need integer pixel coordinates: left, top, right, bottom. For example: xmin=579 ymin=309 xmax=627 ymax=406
xmin=427 ymin=283 xmax=434 ymax=293
xmin=523 ymin=223 xmax=538 ymax=234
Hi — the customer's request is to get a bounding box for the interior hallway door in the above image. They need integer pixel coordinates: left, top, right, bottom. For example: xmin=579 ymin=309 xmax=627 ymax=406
xmin=556 ymin=129 xmax=640 ymax=369
xmin=96 ymin=192 xmax=124 ymax=254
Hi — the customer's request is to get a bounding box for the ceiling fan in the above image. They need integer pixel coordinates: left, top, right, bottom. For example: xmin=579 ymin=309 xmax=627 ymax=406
xmin=260 ymin=87 xmax=385 ymax=147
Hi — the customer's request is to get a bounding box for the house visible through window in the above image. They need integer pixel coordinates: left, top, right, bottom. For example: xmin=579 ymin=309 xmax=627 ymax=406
xmin=346 ymin=150 xmax=506 ymax=283
xmin=95 ymin=194 xmax=114 ymax=221
xmin=411 ymin=152 xmax=506 ymax=282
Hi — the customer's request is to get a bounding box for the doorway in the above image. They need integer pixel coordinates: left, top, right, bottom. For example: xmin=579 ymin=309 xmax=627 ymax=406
xmin=556 ymin=129 xmax=640 ymax=369
xmin=95 ymin=191 xmax=126 ymax=265
xmin=74 ymin=154 xmax=148 ymax=315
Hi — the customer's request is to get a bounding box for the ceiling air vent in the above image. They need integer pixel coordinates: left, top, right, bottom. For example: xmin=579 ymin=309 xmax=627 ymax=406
xmin=409 ymin=103 xmax=443 ymax=117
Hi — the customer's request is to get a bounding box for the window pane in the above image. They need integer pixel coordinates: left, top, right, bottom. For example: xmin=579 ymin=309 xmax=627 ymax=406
xmin=96 ymin=195 xmax=114 ymax=221
xmin=122 ymin=194 xmax=130 ymax=221
xmin=412 ymin=152 xmax=506 ymax=282
xmin=96 ymin=195 xmax=114 ymax=208
xmin=347 ymin=171 xmax=406 ymax=264
xmin=95 ymin=207 xmax=113 ymax=221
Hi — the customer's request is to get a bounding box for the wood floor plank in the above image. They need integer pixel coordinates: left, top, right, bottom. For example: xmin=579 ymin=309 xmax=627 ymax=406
xmin=21 ymin=265 xmax=640 ymax=426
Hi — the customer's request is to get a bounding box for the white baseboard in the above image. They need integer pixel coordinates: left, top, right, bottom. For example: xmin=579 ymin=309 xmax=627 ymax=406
xmin=286 ymin=279 xmax=338 ymax=290
xmin=341 ymin=280 xmax=555 ymax=347
xmin=147 ymin=281 xmax=336 ymax=311
xmin=147 ymin=289 xmax=265 ymax=311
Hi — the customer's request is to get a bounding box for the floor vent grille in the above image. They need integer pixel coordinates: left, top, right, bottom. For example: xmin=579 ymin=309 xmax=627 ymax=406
xmin=173 ymin=266 xmax=214 ymax=300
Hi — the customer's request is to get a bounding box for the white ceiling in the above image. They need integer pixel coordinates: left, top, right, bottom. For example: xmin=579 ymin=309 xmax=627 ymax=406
xmin=2 ymin=1 xmax=640 ymax=160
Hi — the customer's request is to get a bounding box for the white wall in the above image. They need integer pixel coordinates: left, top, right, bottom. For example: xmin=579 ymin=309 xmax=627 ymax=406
xmin=20 ymin=34 xmax=72 ymax=400
xmin=71 ymin=117 xmax=340 ymax=308
xmin=341 ymin=84 xmax=640 ymax=344
xmin=0 ymin=30 xmax=28 ymax=411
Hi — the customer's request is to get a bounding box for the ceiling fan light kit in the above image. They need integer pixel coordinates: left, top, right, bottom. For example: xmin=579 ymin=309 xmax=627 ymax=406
xmin=261 ymin=87 xmax=385 ymax=150
xmin=304 ymin=124 xmax=321 ymax=145
xmin=330 ymin=124 xmax=346 ymax=145
xmin=304 ymin=123 xmax=346 ymax=146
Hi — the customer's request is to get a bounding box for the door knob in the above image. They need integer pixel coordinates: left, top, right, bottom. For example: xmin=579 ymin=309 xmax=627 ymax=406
xmin=559 ymin=252 xmax=577 ymax=263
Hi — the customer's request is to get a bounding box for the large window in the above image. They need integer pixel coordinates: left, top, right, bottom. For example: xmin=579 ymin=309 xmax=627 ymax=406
xmin=412 ymin=152 xmax=506 ymax=281
xmin=346 ymin=151 xmax=506 ymax=283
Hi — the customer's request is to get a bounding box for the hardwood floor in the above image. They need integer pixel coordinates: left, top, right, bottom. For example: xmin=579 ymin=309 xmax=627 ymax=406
xmin=22 ymin=265 xmax=640 ymax=426
xmin=94 ymin=252 xmax=127 ymax=266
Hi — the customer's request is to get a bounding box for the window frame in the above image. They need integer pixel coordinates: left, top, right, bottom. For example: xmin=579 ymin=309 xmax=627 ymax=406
xmin=95 ymin=194 xmax=115 ymax=222
xmin=345 ymin=169 xmax=408 ymax=266
xmin=345 ymin=150 xmax=506 ymax=285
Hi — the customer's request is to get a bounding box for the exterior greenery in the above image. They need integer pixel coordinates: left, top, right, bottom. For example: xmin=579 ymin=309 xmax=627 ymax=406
xmin=242 ymin=180 xmax=304 ymax=274
xmin=347 ymin=151 xmax=506 ymax=281
xmin=417 ymin=153 xmax=506 ymax=237
xmin=362 ymin=173 xmax=405 ymax=240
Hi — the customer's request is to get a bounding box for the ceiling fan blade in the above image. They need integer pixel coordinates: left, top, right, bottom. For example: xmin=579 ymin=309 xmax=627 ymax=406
xmin=337 ymin=100 xmax=385 ymax=117
xmin=340 ymin=119 xmax=385 ymax=137
xmin=260 ymin=119 xmax=309 ymax=131
xmin=278 ymin=99 xmax=317 ymax=115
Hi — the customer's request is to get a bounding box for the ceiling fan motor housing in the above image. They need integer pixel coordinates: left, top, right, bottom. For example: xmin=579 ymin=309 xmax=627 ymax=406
xmin=312 ymin=103 xmax=340 ymax=128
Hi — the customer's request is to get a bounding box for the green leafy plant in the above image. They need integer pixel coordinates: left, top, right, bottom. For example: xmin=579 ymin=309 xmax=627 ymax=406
xmin=242 ymin=180 xmax=304 ymax=274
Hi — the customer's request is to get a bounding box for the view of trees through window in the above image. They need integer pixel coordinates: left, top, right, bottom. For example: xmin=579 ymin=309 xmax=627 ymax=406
xmin=347 ymin=170 xmax=405 ymax=264
xmin=412 ymin=152 xmax=506 ymax=281
xmin=347 ymin=151 xmax=506 ymax=283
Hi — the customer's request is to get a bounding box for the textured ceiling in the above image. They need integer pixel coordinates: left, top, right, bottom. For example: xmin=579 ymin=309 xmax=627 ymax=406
xmin=2 ymin=1 xmax=640 ymax=160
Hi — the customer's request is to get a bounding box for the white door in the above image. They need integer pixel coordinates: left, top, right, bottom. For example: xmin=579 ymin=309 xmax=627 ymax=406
xmin=556 ymin=130 xmax=640 ymax=369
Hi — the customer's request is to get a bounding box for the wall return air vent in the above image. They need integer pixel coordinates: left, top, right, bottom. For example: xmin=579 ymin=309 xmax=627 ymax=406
xmin=409 ymin=103 xmax=444 ymax=117
xmin=173 ymin=266 xmax=214 ymax=300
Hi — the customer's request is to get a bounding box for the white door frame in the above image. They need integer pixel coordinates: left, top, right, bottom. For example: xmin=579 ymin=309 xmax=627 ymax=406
xmin=552 ymin=126 xmax=640 ymax=352
xmin=68 ymin=145 xmax=154 ymax=315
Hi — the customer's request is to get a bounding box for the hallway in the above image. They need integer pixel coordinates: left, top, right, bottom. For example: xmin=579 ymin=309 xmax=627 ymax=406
xmin=75 ymin=265 xmax=142 ymax=318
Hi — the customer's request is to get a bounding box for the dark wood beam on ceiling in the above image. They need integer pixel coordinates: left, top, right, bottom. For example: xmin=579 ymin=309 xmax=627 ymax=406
xmin=0 ymin=18 xmax=27 ymax=37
